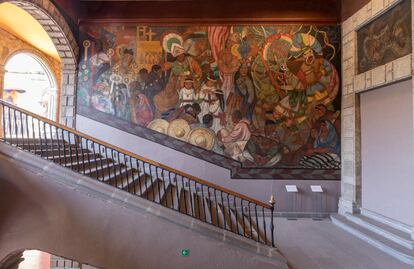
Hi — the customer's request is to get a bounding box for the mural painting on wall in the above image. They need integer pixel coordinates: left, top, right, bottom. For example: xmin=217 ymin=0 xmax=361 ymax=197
xmin=77 ymin=24 xmax=341 ymax=172
xmin=357 ymin=0 xmax=411 ymax=74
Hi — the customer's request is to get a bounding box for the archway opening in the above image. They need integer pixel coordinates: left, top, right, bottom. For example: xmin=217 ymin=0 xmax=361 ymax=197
xmin=0 ymin=0 xmax=79 ymax=127
xmin=4 ymin=52 xmax=57 ymax=120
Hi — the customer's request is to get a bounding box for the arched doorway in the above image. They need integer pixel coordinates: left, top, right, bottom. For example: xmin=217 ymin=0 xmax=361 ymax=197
xmin=4 ymin=52 xmax=57 ymax=120
xmin=0 ymin=0 xmax=78 ymax=127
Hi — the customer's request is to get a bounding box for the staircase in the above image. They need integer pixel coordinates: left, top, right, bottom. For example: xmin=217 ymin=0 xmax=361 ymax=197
xmin=0 ymin=100 xmax=275 ymax=248
xmin=331 ymin=211 xmax=414 ymax=266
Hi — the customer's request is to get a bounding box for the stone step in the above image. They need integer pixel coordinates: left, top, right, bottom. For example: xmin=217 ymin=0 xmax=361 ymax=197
xmin=344 ymin=213 xmax=414 ymax=250
xmin=30 ymin=147 xmax=86 ymax=157
xmin=63 ymin=158 xmax=114 ymax=170
xmin=331 ymin=214 xmax=414 ymax=266
xmin=46 ymin=152 xmax=99 ymax=164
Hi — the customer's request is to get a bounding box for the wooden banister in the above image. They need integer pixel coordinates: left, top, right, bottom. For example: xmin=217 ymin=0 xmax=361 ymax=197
xmin=0 ymin=99 xmax=272 ymax=209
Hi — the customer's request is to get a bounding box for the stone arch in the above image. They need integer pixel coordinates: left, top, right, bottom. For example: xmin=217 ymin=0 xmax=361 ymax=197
xmin=0 ymin=0 xmax=79 ymax=127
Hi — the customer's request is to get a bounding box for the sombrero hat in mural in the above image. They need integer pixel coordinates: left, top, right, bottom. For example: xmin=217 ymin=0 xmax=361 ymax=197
xmin=217 ymin=127 xmax=231 ymax=146
xmin=162 ymin=33 xmax=185 ymax=57
xmin=147 ymin=119 xmax=170 ymax=134
xmin=188 ymin=127 xmax=214 ymax=150
xmin=167 ymin=119 xmax=191 ymax=141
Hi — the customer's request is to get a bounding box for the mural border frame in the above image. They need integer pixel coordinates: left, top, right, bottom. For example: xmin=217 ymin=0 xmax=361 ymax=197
xmin=76 ymin=22 xmax=342 ymax=181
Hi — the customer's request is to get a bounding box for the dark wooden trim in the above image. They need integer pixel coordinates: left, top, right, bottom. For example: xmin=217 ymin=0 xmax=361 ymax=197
xmin=78 ymin=17 xmax=339 ymax=25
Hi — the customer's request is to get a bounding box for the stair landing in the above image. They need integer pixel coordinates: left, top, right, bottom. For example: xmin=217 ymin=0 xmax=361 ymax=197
xmin=331 ymin=213 xmax=414 ymax=266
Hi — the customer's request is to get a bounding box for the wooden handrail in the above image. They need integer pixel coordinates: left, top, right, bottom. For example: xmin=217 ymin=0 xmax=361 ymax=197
xmin=0 ymin=99 xmax=272 ymax=209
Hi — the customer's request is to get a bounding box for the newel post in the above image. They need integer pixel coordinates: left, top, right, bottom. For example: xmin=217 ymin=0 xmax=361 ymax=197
xmin=269 ymin=195 xmax=276 ymax=247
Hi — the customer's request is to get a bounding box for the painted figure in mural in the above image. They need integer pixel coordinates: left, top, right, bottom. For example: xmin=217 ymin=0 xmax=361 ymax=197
xmin=178 ymin=77 xmax=196 ymax=107
xmin=91 ymin=81 xmax=114 ymax=114
xmin=198 ymin=77 xmax=225 ymax=133
xmin=130 ymin=90 xmax=154 ymax=126
xmin=226 ymin=64 xmax=255 ymax=124
xmin=167 ymin=103 xmax=201 ymax=126
xmin=154 ymin=33 xmax=203 ymax=114
xmin=300 ymin=120 xmax=340 ymax=169
xmin=217 ymin=36 xmax=240 ymax=101
xmin=243 ymin=120 xmax=286 ymax=167
xmin=208 ymin=90 xmax=226 ymax=133
xmin=112 ymin=48 xmax=140 ymax=89
xmin=145 ymin=64 xmax=164 ymax=111
xmin=218 ymin=110 xmax=251 ymax=161
xmin=113 ymin=84 xmax=131 ymax=121
xmin=135 ymin=68 xmax=150 ymax=93
xmin=312 ymin=104 xmax=341 ymax=135
xmin=288 ymin=33 xmax=333 ymax=104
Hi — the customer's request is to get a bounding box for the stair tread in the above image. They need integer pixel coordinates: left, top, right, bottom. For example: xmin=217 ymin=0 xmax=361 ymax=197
xmin=46 ymin=152 xmax=95 ymax=158
xmin=353 ymin=213 xmax=413 ymax=243
xmin=62 ymin=158 xmax=111 ymax=167
xmin=331 ymin=214 xmax=414 ymax=257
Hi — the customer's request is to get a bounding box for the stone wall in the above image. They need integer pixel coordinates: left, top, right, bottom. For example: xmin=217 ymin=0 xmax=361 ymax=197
xmin=339 ymin=0 xmax=414 ymax=214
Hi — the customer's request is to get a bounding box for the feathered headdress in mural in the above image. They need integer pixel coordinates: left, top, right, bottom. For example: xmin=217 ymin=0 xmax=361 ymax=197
xmin=290 ymin=33 xmax=323 ymax=58
xmin=162 ymin=33 xmax=185 ymax=57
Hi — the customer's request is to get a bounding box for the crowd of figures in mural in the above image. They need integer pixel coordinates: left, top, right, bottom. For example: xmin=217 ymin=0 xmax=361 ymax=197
xmin=77 ymin=25 xmax=341 ymax=169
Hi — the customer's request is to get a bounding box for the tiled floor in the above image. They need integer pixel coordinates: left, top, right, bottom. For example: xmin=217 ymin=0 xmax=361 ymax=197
xmin=275 ymin=218 xmax=413 ymax=269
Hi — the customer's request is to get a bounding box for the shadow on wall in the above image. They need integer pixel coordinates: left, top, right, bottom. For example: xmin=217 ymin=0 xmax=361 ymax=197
xmin=0 ymin=159 xmax=49 ymax=234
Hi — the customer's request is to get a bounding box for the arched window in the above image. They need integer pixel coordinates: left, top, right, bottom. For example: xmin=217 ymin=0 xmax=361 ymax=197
xmin=4 ymin=52 xmax=57 ymax=120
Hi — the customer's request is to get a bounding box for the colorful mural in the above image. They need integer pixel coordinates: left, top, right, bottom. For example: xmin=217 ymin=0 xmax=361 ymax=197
xmin=77 ymin=24 xmax=341 ymax=172
xmin=357 ymin=0 xmax=411 ymax=74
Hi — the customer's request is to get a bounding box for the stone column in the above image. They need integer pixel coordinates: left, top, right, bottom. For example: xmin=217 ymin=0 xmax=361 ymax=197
xmin=339 ymin=93 xmax=361 ymax=214
xmin=60 ymin=67 xmax=77 ymax=128
xmin=338 ymin=22 xmax=362 ymax=215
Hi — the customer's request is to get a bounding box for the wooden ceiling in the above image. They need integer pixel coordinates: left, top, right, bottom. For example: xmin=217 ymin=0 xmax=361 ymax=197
xmin=52 ymin=0 xmax=369 ymax=24
xmin=79 ymin=0 xmax=340 ymax=24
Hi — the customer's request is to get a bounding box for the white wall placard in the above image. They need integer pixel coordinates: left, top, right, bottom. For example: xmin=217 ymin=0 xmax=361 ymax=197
xmin=310 ymin=185 xmax=323 ymax=193
xmin=285 ymin=185 xmax=298 ymax=193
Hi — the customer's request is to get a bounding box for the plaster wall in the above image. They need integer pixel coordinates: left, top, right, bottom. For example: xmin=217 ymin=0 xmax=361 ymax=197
xmin=360 ymin=79 xmax=414 ymax=226
xmin=76 ymin=115 xmax=340 ymax=214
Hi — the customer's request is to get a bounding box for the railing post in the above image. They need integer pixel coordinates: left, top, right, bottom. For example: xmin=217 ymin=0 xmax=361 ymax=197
xmin=0 ymin=101 xmax=3 ymax=139
xmin=269 ymin=195 xmax=276 ymax=247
